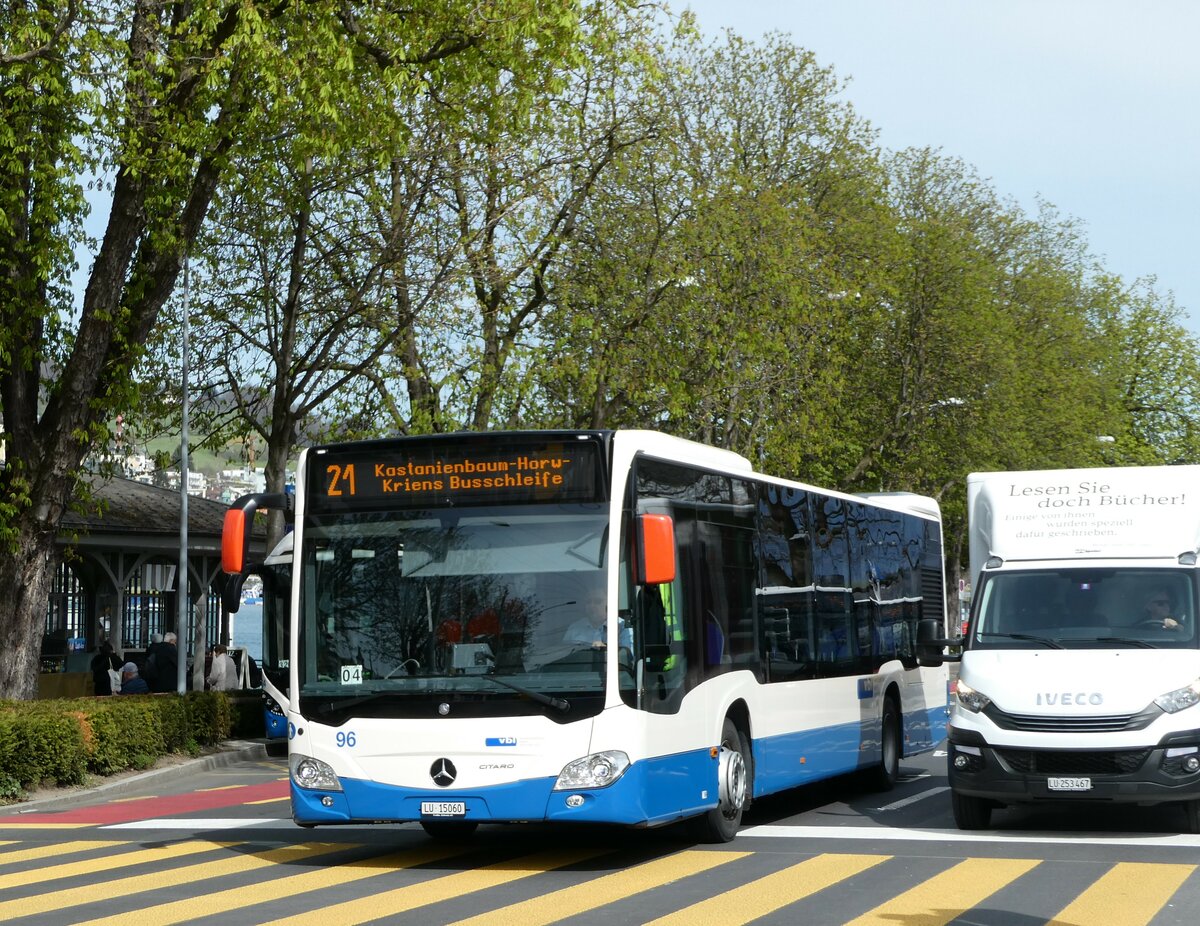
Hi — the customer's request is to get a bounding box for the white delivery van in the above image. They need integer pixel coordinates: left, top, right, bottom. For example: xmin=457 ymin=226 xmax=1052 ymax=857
xmin=918 ymin=465 xmax=1200 ymax=831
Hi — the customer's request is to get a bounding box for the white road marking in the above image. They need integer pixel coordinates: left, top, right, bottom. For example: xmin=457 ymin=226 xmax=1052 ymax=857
xmin=102 ymin=818 xmax=290 ymax=830
xmin=872 ymin=786 xmax=949 ymax=811
xmin=740 ymin=824 xmax=1200 ymax=848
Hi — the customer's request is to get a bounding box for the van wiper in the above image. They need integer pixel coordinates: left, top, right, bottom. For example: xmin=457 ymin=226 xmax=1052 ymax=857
xmin=977 ymin=632 xmax=1064 ymax=649
xmin=483 ymin=673 xmax=570 ymax=713
xmin=1094 ymin=636 xmax=1156 ymax=649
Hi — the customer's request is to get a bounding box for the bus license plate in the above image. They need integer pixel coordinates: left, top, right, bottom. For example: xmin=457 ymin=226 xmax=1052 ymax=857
xmin=421 ymin=801 xmax=466 ymax=817
xmin=1048 ymin=777 xmax=1092 ymax=792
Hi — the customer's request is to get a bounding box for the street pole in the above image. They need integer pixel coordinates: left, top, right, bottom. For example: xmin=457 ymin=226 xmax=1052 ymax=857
xmin=177 ymin=254 xmax=190 ymax=695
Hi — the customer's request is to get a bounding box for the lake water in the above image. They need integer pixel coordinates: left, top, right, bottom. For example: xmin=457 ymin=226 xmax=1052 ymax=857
xmin=229 ymin=602 xmax=263 ymax=662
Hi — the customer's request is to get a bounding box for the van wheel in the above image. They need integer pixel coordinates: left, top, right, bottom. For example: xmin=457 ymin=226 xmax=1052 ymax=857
xmin=420 ymin=820 xmax=479 ymax=841
xmin=1184 ymin=800 xmax=1200 ymax=834
xmin=689 ymin=717 xmax=749 ymax=843
xmin=951 ymin=791 xmax=992 ymax=829
xmin=865 ymin=695 xmax=901 ymax=792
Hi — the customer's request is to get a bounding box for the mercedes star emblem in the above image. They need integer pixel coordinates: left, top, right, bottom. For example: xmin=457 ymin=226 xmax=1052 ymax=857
xmin=430 ymin=758 xmax=457 ymax=787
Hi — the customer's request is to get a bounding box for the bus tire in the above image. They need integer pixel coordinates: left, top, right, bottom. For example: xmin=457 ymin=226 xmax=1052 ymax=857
xmin=689 ymin=717 xmax=749 ymax=843
xmin=865 ymin=694 xmax=901 ymax=792
xmin=951 ymin=790 xmax=992 ymax=830
xmin=1184 ymin=800 xmax=1200 ymax=834
xmin=420 ymin=820 xmax=479 ymax=841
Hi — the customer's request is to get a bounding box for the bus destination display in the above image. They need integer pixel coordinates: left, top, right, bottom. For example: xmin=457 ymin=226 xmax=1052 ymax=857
xmin=309 ymin=438 xmax=604 ymax=511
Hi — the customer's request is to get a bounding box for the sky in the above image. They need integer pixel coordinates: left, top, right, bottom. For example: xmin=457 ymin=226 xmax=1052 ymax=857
xmin=679 ymin=0 xmax=1200 ymax=333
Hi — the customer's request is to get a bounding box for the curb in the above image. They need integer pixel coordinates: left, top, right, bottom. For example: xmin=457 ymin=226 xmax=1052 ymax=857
xmin=1 ymin=739 xmax=274 ymax=814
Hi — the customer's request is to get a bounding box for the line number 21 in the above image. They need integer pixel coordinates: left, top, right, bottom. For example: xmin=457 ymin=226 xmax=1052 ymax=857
xmin=326 ymin=463 xmax=356 ymax=496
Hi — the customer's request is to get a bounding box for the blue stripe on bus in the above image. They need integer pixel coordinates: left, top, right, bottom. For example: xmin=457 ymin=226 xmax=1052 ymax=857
xmin=752 ymin=704 xmax=947 ymax=797
xmin=290 ymin=704 xmax=948 ymax=826
xmin=290 ymin=746 xmax=720 ymax=827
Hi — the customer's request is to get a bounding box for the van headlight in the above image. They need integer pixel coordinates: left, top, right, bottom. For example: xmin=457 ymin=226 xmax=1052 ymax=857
xmin=289 ymin=754 xmax=343 ymax=791
xmin=1155 ymin=679 xmax=1200 ymax=714
xmin=553 ymin=751 xmax=630 ymax=790
xmin=954 ymin=679 xmax=992 ymax=713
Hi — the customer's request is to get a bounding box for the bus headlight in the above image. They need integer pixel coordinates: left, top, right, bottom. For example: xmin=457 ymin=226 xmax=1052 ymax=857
xmin=289 ymin=754 xmax=343 ymax=791
xmin=553 ymin=751 xmax=630 ymax=790
xmin=954 ymin=679 xmax=992 ymax=713
xmin=1155 ymin=679 xmax=1200 ymax=714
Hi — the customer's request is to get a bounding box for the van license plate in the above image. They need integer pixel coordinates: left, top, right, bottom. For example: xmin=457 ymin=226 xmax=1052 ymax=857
xmin=1048 ymin=777 xmax=1092 ymax=792
xmin=420 ymin=801 xmax=466 ymax=816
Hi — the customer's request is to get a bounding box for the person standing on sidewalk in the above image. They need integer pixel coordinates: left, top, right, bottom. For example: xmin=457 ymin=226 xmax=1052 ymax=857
xmin=206 ymin=644 xmax=239 ymax=691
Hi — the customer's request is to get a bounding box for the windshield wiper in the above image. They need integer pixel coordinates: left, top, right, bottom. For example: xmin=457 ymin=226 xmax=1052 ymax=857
xmin=483 ymin=673 xmax=570 ymax=713
xmin=977 ymin=632 xmax=1064 ymax=649
xmin=1094 ymin=636 xmax=1156 ymax=649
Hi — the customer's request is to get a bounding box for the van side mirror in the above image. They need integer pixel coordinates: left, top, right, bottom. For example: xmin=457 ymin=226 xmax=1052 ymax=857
xmin=636 ymin=514 xmax=676 ymax=585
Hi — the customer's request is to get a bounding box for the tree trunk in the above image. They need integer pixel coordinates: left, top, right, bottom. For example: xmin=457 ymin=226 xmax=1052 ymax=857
xmin=0 ymin=521 xmax=60 ymax=699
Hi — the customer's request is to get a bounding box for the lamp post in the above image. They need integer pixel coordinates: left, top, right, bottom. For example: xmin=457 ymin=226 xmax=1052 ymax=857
xmin=177 ymin=254 xmax=190 ymax=694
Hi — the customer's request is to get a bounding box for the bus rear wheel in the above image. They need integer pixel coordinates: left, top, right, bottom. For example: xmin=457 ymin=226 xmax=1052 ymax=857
xmin=864 ymin=694 xmax=901 ymax=792
xmin=420 ymin=820 xmax=479 ymax=841
xmin=689 ymin=717 xmax=749 ymax=843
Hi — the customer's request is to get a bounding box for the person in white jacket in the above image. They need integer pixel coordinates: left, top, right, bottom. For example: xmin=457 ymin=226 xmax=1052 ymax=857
xmin=206 ymin=644 xmax=239 ymax=691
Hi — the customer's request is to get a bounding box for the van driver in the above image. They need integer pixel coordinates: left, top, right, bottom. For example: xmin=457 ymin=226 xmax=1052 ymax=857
xmin=1141 ymin=590 xmax=1183 ymax=631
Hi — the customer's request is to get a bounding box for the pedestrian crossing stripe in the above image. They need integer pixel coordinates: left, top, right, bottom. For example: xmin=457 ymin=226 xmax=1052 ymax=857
xmin=1047 ymin=862 xmax=1195 ymax=926
xmin=73 ymin=843 xmax=470 ymax=926
xmin=446 ymin=850 xmax=752 ymax=926
xmin=844 ymin=857 xmax=1041 ymax=926
xmin=258 ymin=849 xmax=608 ymax=926
xmin=643 ymin=853 xmax=890 ymax=926
xmin=0 ymin=839 xmax=1194 ymax=926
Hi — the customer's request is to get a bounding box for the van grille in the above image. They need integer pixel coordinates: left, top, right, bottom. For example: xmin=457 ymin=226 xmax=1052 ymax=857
xmin=984 ymin=705 xmax=1158 ymax=733
xmin=996 ymin=749 xmax=1150 ymax=776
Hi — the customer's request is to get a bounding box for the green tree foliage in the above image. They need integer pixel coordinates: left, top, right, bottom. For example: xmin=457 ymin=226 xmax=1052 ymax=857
xmin=6 ymin=5 xmax=1199 ymax=699
xmin=0 ymin=0 xmax=598 ymax=698
xmin=164 ymin=2 xmax=652 ymax=551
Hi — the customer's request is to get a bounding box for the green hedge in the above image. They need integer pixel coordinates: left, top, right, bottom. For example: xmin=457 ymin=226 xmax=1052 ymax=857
xmin=0 ymin=691 xmax=242 ymax=802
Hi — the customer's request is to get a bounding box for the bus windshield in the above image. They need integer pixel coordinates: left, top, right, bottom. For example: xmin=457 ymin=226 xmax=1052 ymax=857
xmin=297 ymin=503 xmax=612 ymax=720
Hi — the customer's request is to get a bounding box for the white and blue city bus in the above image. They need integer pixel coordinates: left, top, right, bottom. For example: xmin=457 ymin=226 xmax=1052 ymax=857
xmin=221 ymin=430 xmax=949 ymax=841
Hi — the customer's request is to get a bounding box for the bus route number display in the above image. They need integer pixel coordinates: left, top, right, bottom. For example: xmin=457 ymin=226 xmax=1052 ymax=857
xmin=311 ymin=439 xmax=602 ymax=510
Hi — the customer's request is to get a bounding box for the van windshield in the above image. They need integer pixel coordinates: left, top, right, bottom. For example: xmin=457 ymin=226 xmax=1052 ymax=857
xmin=971 ymin=568 xmax=1198 ymax=650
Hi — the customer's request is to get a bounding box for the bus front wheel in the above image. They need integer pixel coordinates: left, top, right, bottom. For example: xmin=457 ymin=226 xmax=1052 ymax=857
xmin=689 ymin=717 xmax=749 ymax=843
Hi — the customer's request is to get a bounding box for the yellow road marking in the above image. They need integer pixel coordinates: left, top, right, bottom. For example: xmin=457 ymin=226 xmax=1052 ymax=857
xmin=0 ymin=840 xmax=123 ymax=867
xmin=644 ymin=853 xmax=891 ymax=926
xmin=446 ymin=849 xmax=750 ymax=926
xmin=0 ymin=839 xmax=229 ymax=892
xmin=75 ymin=843 xmax=470 ymax=926
xmin=844 ymin=857 xmax=1040 ymax=926
xmin=246 ymin=797 xmax=290 ymax=805
xmin=1048 ymin=861 xmax=1196 ymax=926
xmin=260 ymin=849 xmax=607 ymax=926
xmin=0 ymin=841 xmax=345 ymax=920
xmin=196 ymin=785 xmax=244 ymax=792
xmin=2 ymin=822 xmax=89 ymax=828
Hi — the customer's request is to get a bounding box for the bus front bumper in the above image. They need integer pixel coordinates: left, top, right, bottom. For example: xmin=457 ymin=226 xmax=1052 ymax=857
xmin=289 ymin=747 xmax=718 ymax=827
